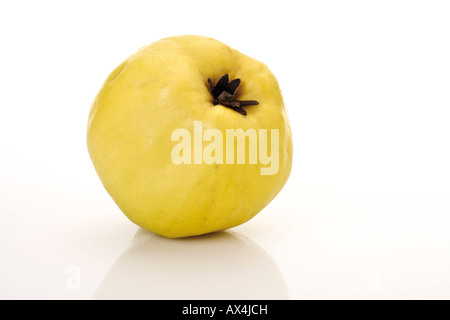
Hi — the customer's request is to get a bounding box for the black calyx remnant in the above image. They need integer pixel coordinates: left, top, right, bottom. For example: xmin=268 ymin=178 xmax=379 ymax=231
xmin=207 ymin=74 xmax=259 ymax=116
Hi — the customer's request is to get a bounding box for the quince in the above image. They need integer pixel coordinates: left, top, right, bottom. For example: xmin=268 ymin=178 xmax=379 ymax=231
xmin=87 ymin=35 xmax=292 ymax=238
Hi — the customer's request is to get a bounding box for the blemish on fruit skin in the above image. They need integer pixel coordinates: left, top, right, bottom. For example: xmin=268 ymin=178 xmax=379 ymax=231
xmin=160 ymin=81 xmax=169 ymax=89
xmin=107 ymin=60 xmax=129 ymax=84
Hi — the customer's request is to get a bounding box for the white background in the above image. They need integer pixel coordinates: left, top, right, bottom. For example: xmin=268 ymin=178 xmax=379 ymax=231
xmin=1 ymin=0 xmax=449 ymax=299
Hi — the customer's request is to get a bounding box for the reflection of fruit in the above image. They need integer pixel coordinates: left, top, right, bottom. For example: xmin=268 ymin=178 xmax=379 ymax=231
xmin=94 ymin=229 xmax=288 ymax=299
xmin=87 ymin=35 xmax=293 ymax=238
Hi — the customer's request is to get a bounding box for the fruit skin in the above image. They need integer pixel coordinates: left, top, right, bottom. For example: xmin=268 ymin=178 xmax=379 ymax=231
xmin=87 ymin=35 xmax=293 ymax=238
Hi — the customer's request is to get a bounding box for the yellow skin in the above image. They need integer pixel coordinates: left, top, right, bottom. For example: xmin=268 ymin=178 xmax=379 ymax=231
xmin=87 ymin=35 xmax=293 ymax=238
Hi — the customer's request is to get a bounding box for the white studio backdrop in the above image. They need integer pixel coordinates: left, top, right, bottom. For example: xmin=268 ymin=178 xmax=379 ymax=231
xmin=0 ymin=1 xmax=449 ymax=299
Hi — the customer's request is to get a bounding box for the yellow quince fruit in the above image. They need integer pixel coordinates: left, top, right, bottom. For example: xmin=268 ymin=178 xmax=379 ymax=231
xmin=87 ymin=35 xmax=293 ymax=238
